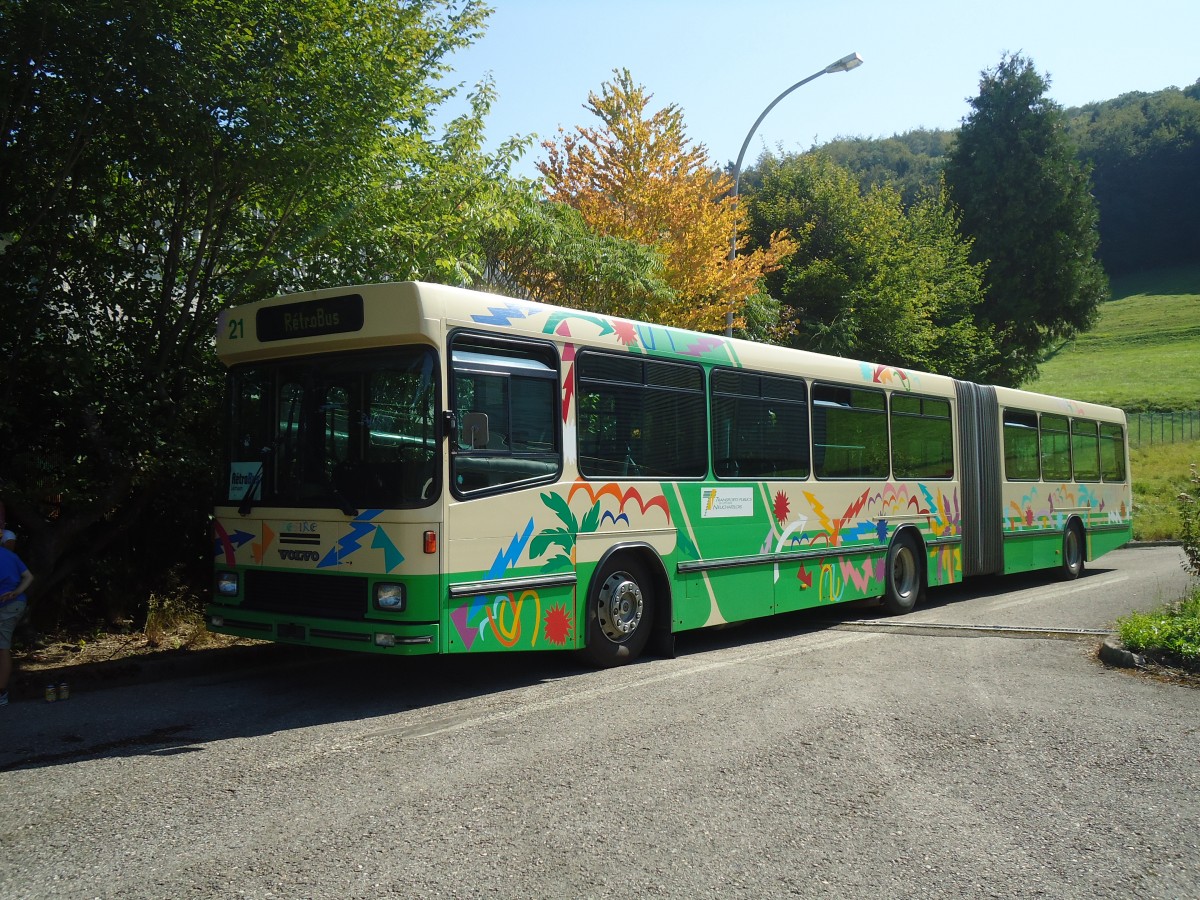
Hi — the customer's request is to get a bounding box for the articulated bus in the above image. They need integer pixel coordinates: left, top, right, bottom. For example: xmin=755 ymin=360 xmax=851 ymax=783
xmin=208 ymin=282 xmax=1132 ymax=666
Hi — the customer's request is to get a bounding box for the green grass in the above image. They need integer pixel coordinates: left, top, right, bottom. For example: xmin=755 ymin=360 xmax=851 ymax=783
xmin=1129 ymin=439 xmax=1200 ymax=541
xmin=1018 ymin=263 xmax=1200 ymax=541
xmin=1025 ymin=264 xmax=1200 ymax=670
xmin=1029 ymin=263 xmax=1200 ymax=411
xmin=1117 ymin=588 xmax=1200 ymax=669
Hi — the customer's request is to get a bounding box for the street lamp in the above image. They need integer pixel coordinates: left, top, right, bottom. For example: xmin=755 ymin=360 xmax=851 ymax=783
xmin=725 ymin=51 xmax=864 ymax=336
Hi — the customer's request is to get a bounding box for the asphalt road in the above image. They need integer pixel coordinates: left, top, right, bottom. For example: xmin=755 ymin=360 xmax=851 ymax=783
xmin=2 ymin=546 xmax=1198 ymax=899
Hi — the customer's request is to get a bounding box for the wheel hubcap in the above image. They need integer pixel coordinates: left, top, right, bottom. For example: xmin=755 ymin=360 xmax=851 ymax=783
xmin=893 ymin=547 xmax=917 ymax=600
xmin=597 ymin=572 xmax=643 ymax=643
xmin=1066 ymin=530 xmax=1081 ymax=571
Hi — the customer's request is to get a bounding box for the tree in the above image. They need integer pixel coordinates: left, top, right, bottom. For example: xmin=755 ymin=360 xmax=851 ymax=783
xmin=944 ymin=53 xmax=1108 ymax=386
xmin=744 ymin=152 xmax=992 ymax=379
xmin=471 ymin=193 xmax=675 ymax=319
xmin=0 ymin=0 xmax=505 ymax=622
xmin=539 ymin=69 xmax=795 ymax=335
xmin=1066 ymin=83 xmax=1200 ymax=276
xmin=819 ymin=129 xmax=954 ymax=207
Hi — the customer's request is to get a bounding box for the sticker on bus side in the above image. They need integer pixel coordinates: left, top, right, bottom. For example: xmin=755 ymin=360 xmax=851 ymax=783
xmin=700 ymin=488 xmax=754 ymax=518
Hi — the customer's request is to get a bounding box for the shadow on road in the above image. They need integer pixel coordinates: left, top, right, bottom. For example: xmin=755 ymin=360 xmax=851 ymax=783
xmin=1 ymin=565 xmax=1116 ymax=773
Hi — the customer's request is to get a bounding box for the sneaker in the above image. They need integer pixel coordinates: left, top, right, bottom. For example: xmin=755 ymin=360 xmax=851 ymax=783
xmin=0 ymin=691 xmax=8 ymax=706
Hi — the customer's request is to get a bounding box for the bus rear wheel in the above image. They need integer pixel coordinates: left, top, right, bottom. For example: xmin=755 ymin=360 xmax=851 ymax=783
xmin=582 ymin=557 xmax=654 ymax=667
xmin=882 ymin=534 xmax=923 ymax=615
xmin=1060 ymin=522 xmax=1085 ymax=580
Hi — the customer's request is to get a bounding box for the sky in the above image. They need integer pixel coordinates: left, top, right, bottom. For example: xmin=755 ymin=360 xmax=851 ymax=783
xmin=440 ymin=0 xmax=1199 ymax=178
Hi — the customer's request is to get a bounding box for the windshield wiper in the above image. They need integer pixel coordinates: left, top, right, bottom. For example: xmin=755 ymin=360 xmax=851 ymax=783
xmin=237 ymin=446 xmax=272 ymax=516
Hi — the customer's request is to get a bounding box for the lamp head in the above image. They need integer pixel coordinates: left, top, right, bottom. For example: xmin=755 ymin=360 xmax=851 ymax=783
xmin=826 ymin=52 xmax=864 ymax=74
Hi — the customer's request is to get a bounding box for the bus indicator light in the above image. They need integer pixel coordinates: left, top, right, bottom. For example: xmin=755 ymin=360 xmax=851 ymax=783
xmin=424 ymin=531 xmax=437 ymax=554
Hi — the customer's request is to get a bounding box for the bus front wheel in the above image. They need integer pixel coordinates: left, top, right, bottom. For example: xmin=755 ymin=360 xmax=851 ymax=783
xmin=582 ymin=557 xmax=654 ymax=667
xmin=1060 ymin=523 xmax=1085 ymax=580
xmin=882 ymin=534 xmax=924 ymax=615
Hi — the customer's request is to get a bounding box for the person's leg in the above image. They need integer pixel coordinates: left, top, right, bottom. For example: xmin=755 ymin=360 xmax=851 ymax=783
xmin=0 ymin=599 xmax=25 ymax=698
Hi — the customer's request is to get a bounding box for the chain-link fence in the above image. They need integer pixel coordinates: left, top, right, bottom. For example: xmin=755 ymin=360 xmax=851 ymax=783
xmin=1128 ymin=410 xmax=1200 ymax=447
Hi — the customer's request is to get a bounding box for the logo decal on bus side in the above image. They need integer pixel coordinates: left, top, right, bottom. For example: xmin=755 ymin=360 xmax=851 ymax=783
xmin=701 ymin=488 xmax=754 ymax=518
xmin=278 ymin=549 xmax=320 ymax=562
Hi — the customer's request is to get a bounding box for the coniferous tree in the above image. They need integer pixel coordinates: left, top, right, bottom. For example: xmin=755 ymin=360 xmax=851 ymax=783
xmin=944 ymin=54 xmax=1108 ymax=386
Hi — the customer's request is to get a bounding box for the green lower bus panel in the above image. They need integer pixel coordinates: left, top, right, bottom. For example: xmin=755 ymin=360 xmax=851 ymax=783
xmin=1002 ymin=531 xmax=1062 ymax=575
xmin=444 ymin=579 xmax=579 ymax=655
xmin=1002 ymin=523 xmax=1131 ymax=576
xmin=1088 ymin=525 xmax=1133 ymax=560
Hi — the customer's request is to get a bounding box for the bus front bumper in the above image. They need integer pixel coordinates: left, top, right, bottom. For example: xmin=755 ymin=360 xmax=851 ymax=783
xmin=205 ymin=606 xmax=440 ymax=655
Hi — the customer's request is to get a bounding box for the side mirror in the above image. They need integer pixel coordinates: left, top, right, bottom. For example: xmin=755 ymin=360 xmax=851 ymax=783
xmin=462 ymin=411 xmax=490 ymax=450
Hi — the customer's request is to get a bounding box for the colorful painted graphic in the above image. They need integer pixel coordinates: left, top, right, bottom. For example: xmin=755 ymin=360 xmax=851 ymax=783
xmin=213 ymin=510 xmax=404 ymax=573
xmin=448 ymin=480 xmax=674 ymax=653
xmin=209 ymin=282 xmax=1133 ymax=661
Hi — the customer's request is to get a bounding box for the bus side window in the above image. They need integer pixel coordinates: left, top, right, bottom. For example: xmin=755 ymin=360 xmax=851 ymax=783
xmin=1100 ymin=423 xmax=1126 ymax=482
xmin=1002 ymin=409 xmax=1040 ymax=481
xmin=577 ymin=352 xmax=705 ymax=479
xmin=1040 ymin=414 xmax=1072 ymax=482
xmin=890 ymin=394 xmax=953 ymax=479
xmin=1071 ymin=419 xmax=1101 ymax=482
xmin=449 ymin=336 xmax=561 ymax=496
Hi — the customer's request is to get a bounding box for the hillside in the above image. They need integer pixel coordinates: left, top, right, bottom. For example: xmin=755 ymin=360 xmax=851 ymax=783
xmin=1026 ymin=264 xmax=1200 ymax=411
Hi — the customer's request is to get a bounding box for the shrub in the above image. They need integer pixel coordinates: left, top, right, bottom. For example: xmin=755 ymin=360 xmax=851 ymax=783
xmin=1180 ymin=463 xmax=1200 ymax=577
xmin=1116 ymin=592 xmax=1200 ymax=667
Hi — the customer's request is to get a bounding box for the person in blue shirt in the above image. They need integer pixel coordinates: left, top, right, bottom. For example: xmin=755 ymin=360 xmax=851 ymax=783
xmin=0 ymin=539 xmax=33 ymax=707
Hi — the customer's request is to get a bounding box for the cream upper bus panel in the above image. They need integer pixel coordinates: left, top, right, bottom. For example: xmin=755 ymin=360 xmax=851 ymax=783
xmin=991 ymin=384 xmax=1127 ymax=425
xmin=217 ymin=279 xmax=964 ymax=399
xmin=422 ymin=281 xmax=959 ymax=398
xmin=215 ymin=282 xmax=443 ymax=367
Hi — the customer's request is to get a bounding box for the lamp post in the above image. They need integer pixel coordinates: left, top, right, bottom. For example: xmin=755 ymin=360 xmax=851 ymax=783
xmin=725 ymin=51 xmax=864 ymax=336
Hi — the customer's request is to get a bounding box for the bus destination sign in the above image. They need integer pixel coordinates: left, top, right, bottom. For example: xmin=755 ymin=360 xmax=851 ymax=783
xmin=256 ymin=294 xmax=365 ymax=342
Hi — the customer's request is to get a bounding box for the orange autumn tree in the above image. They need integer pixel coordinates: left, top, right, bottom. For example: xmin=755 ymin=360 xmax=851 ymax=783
xmin=539 ymin=69 xmax=796 ymax=334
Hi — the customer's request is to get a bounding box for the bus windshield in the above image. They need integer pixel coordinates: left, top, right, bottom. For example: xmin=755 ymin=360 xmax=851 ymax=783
xmin=226 ymin=347 xmax=439 ymax=511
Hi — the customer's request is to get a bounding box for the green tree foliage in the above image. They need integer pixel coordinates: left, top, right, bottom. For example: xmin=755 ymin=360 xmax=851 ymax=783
xmin=472 ymin=193 xmax=675 ymax=321
xmin=819 ymin=129 xmax=953 ymax=206
xmin=795 ymin=84 xmax=1199 ymax=281
xmin=1066 ymin=82 xmax=1200 ymax=276
xmin=743 ymin=152 xmax=992 ymax=378
xmin=944 ymin=54 xmax=1108 ymax=386
xmin=0 ymin=0 xmax=505 ymax=621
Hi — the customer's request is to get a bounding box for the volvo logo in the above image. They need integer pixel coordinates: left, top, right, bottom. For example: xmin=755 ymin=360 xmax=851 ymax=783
xmin=278 ymin=549 xmax=320 ymax=562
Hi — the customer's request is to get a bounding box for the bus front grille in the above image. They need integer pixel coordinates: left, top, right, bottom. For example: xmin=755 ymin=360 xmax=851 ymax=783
xmin=243 ymin=570 xmax=369 ymax=621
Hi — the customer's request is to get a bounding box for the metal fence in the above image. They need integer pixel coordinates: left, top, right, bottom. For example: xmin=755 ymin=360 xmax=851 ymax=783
xmin=1127 ymin=410 xmax=1200 ymax=447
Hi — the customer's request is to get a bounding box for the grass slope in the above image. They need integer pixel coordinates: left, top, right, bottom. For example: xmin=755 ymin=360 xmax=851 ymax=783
xmin=1020 ymin=264 xmax=1200 ymax=541
xmin=1028 ymin=263 xmax=1200 ymax=411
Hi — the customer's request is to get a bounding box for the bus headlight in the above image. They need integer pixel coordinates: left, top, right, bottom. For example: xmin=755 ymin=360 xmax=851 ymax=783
xmin=216 ymin=572 xmax=240 ymax=596
xmin=374 ymin=582 xmax=406 ymax=611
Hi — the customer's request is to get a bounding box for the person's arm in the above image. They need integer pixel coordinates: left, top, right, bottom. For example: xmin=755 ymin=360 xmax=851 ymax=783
xmin=1 ymin=568 xmax=32 ymax=602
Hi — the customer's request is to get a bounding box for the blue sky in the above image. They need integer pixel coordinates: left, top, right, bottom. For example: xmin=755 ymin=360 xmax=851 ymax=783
xmin=442 ymin=0 xmax=1198 ymax=178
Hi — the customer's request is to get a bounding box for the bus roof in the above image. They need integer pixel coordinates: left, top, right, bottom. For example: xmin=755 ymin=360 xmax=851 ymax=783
xmin=217 ymin=281 xmax=1123 ymax=422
